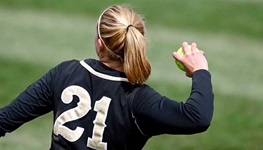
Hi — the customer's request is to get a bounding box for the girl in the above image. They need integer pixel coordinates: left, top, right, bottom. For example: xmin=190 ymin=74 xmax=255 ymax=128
xmin=0 ymin=4 xmax=214 ymax=150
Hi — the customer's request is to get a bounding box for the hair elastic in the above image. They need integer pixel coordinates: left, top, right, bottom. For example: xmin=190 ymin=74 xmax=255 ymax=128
xmin=126 ymin=24 xmax=134 ymax=31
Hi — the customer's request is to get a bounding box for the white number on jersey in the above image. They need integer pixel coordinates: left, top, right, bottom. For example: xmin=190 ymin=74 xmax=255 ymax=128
xmin=53 ymin=85 xmax=111 ymax=150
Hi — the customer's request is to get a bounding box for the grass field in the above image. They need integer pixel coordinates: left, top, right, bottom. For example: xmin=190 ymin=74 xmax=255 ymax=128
xmin=0 ymin=0 xmax=263 ymax=149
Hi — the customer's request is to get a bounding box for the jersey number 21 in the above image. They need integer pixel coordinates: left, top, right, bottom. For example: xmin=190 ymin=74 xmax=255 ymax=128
xmin=53 ymin=85 xmax=111 ymax=150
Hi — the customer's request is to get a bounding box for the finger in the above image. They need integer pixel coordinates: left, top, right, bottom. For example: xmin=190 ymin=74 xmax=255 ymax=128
xmin=172 ymin=51 xmax=183 ymax=62
xmin=199 ymin=50 xmax=205 ymax=56
xmin=191 ymin=42 xmax=197 ymax=52
xmin=182 ymin=42 xmax=190 ymax=54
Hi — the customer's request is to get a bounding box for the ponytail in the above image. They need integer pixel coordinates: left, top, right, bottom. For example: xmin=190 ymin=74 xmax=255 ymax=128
xmin=124 ymin=26 xmax=151 ymax=84
xmin=98 ymin=5 xmax=151 ymax=84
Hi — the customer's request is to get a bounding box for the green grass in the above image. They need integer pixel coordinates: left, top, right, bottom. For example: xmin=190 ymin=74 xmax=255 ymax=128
xmin=0 ymin=0 xmax=262 ymax=40
xmin=0 ymin=1 xmax=263 ymax=149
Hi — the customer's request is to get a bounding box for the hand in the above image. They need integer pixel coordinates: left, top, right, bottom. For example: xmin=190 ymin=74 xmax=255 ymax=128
xmin=173 ymin=42 xmax=208 ymax=77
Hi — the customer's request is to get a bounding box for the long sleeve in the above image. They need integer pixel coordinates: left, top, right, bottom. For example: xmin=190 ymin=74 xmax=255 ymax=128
xmin=0 ymin=64 xmax=59 ymax=137
xmin=132 ymin=70 xmax=214 ymax=136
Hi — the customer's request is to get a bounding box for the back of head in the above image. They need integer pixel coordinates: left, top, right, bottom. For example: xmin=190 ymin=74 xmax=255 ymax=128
xmin=97 ymin=4 xmax=151 ymax=85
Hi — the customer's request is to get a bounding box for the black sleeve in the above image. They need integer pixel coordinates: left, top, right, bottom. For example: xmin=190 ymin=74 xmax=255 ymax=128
xmin=0 ymin=63 xmax=61 ymax=137
xmin=132 ymin=70 xmax=214 ymax=136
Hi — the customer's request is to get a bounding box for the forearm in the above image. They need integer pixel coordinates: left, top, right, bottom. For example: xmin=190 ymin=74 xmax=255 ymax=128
xmin=187 ymin=69 xmax=214 ymax=126
xmin=168 ymin=70 xmax=214 ymax=133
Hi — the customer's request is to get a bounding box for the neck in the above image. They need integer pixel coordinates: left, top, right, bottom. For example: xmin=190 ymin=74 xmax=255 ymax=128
xmin=100 ymin=57 xmax=124 ymax=72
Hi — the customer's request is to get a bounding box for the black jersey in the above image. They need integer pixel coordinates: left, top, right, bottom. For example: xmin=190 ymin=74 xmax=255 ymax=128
xmin=0 ymin=59 xmax=214 ymax=150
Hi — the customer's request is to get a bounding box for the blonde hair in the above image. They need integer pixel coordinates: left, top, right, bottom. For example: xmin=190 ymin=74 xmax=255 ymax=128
xmin=97 ymin=5 xmax=151 ymax=85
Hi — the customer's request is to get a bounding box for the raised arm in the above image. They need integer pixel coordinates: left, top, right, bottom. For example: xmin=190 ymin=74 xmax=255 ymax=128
xmin=132 ymin=70 xmax=214 ymax=136
xmin=132 ymin=42 xmax=214 ymax=136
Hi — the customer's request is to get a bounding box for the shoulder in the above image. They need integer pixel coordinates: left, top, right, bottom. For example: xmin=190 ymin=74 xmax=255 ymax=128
xmin=54 ymin=59 xmax=97 ymax=72
xmin=44 ymin=59 xmax=91 ymax=81
xmin=132 ymin=84 xmax=162 ymax=110
xmin=57 ymin=59 xmax=82 ymax=68
xmin=135 ymin=84 xmax=159 ymax=99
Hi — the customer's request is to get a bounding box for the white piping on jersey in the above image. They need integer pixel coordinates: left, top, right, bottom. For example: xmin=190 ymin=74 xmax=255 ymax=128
xmin=132 ymin=111 xmax=149 ymax=137
xmin=80 ymin=60 xmax=129 ymax=82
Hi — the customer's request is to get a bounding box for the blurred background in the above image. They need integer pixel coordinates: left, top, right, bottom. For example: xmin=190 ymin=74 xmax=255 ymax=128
xmin=0 ymin=0 xmax=262 ymax=149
